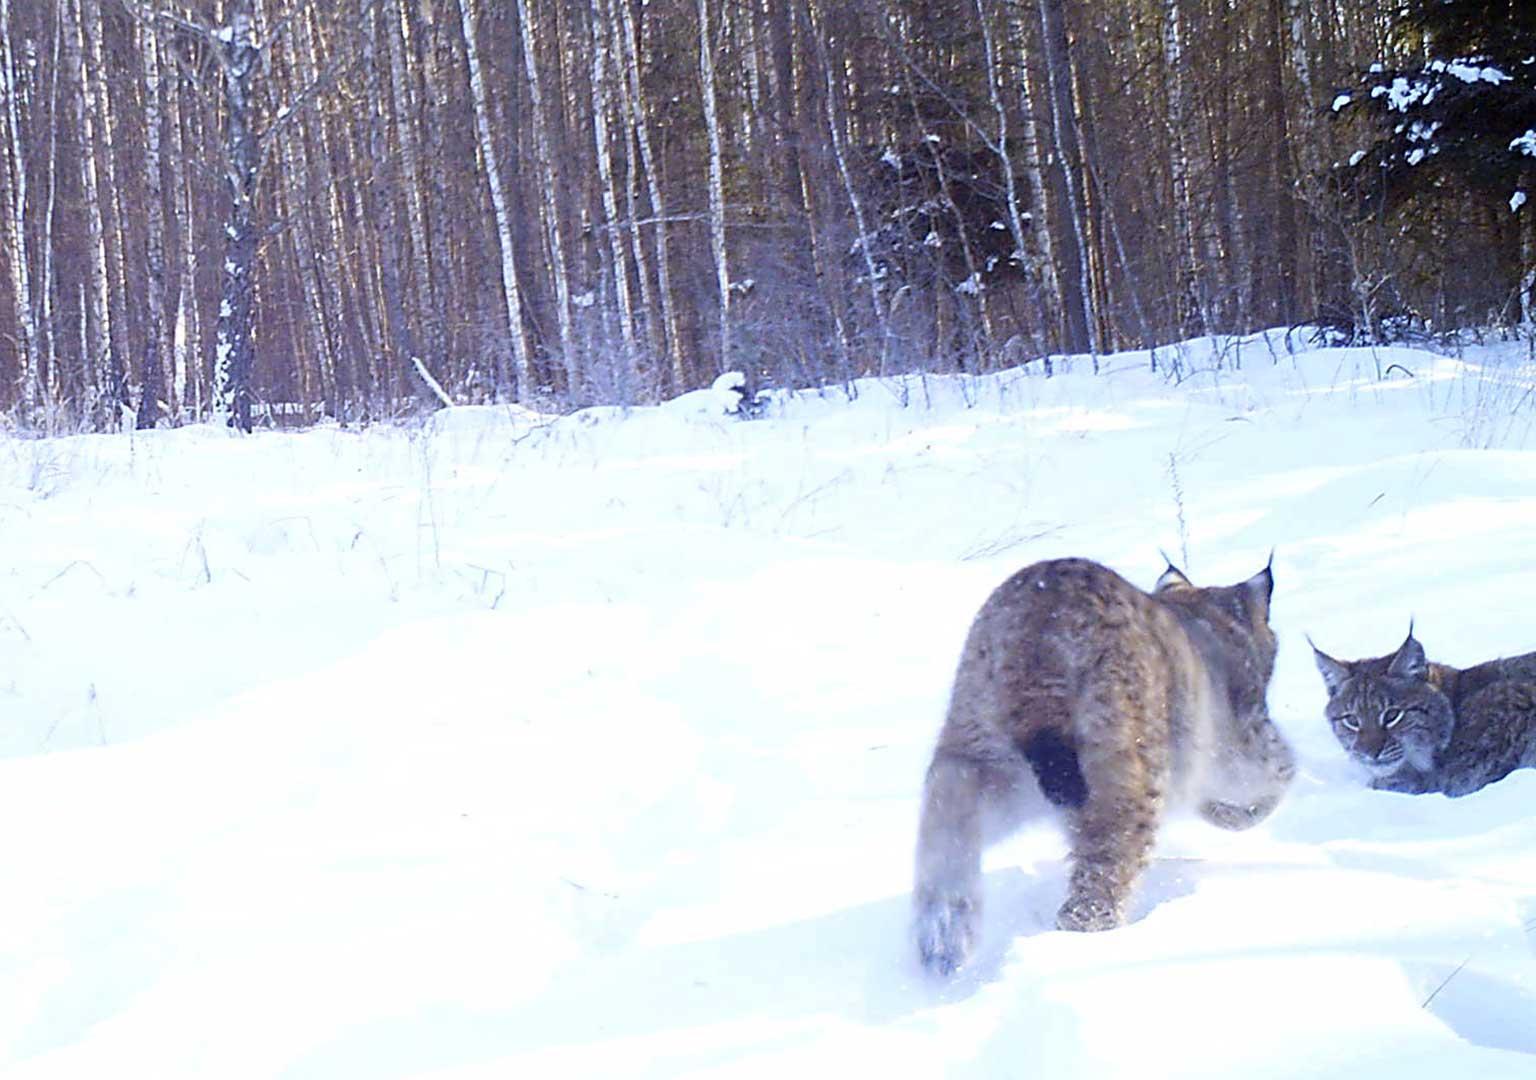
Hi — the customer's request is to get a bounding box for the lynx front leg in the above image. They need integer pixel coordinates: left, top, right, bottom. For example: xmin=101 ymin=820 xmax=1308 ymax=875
xmin=913 ymin=752 xmax=988 ymax=975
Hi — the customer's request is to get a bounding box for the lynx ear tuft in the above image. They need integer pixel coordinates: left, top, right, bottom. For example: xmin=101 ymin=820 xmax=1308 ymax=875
xmin=1310 ymin=636 xmax=1351 ymax=695
xmin=1387 ymin=625 xmax=1429 ymax=681
xmin=1154 ymin=564 xmax=1193 ymax=592
xmin=1243 ymin=562 xmax=1275 ymax=609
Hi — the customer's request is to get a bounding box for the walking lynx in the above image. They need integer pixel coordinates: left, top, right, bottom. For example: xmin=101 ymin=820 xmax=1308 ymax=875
xmin=1312 ymin=630 xmax=1536 ymax=797
xmin=913 ymin=557 xmax=1296 ymax=976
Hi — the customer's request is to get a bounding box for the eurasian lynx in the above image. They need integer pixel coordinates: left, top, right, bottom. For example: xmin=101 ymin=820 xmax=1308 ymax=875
xmin=913 ymin=558 xmax=1296 ymax=975
xmin=1312 ymin=630 xmax=1536 ymax=797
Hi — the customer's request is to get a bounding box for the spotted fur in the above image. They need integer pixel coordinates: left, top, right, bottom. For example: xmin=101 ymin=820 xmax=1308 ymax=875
xmin=913 ymin=557 xmax=1295 ymax=975
xmin=1313 ymin=630 xmax=1536 ymax=797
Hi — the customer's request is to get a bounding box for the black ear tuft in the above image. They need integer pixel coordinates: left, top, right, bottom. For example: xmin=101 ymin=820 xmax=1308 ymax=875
xmin=1387 ymin=626 xmax=1429 ymax=681
xmin=1310 ymin=636 xmax=1351 ymax=695
xmin=1242 ymin=562 xmax=1275 ymax=614
xmin=1154 ymin=564 xmax=1193 ymax=592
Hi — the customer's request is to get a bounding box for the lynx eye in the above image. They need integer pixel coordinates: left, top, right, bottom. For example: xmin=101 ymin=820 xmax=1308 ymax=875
xmin=1338 ymin=714 xmax=1360 ymax=732
xmin=1381 ymin=707 xmax=1406 ymax=729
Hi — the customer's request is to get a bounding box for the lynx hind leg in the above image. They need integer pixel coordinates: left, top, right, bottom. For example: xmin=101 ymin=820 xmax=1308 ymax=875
xmin=1056 ymin=696 xmax=1167 ymax=932
xmin=913 ymin=752 xmax=995 ymax=975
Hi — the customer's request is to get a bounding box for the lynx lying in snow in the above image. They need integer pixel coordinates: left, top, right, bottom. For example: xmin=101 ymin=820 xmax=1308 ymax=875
xmin=1312 ymin=629 xmax=1536 ymax=797
xmin=913 ymin=558 xmax=1296 ymax=975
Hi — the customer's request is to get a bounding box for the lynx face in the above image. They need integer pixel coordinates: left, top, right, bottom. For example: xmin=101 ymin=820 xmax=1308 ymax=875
xmin=1313 ymin=633 xmax=1454 ymax=781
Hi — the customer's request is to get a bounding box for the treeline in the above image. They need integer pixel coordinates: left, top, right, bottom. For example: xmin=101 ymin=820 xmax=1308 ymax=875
xmin=0 ymin=0 xmax=1531 ymax=431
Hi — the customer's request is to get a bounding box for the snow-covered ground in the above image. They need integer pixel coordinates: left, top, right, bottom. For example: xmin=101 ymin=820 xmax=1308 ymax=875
xmin=1 ymin=334 xmax=1534 ymax=1078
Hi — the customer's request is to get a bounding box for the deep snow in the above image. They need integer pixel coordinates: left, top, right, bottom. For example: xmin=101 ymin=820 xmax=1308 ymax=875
xmin=1 ymin=334 xmax=1533 ymax=1077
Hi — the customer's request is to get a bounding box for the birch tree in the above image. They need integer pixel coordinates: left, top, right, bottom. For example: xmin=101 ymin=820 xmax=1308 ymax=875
xmin=67 ymin=0 xmax=112 ymax=411
xmin=455 ymin=0 xmax=533 ymax=397
xmin=698 ymin=0 xmax=731 ymax=377
xmin=0 ymin=0 xmax=38 ymax=412
xmin=516 ymin=0 xmax=578 ymax=396
xmin=136 ymin=23 xmax=168 ymax=427
xmin=1036 ymin=0 xmax=1097 ymax=356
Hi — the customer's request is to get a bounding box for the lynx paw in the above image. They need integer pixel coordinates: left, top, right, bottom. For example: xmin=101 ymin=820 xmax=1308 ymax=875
xmin=1056 ymin=892 xmax=1121 ymax=932
xmin=1200 ymin=799 xmax=1264 ymax=831
xmin=914 ymin=893 xmax=977 ymax=976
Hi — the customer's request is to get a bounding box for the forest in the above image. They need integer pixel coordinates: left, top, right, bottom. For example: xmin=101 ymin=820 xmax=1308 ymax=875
xmin=0 ymin=0 xmax=1532 ymax=431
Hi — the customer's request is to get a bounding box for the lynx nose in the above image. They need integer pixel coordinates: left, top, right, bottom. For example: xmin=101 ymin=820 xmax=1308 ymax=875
xmin=1356 ymin=727 xmax=1387 ymax=760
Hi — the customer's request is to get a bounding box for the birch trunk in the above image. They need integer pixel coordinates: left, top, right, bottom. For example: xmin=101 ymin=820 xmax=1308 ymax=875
xmin=40 ymin=1 xmax=65 ymax=412
xmin=698 ymin=0 xmax=731 ymax=377
xmin=1035 ymin=0 xmax=1096 ymax=357
xmin=0 ymin=0 xmax=38 ymax=414
xmin=1003 ymin=6 xmax=1060 ymax=346
xmin=975 ymin=0 xmax=1033 ymax=318
xmin=137 ymin=24 xmax=168 ymax=427
xmin=85 ymin=0 xmax=130 ymax=416
xmin=68 ymin=0 xmax=111 ymax=410
xmin=1162 ymin=0 xmax=1203 ymax=337
xmin=612 ymin=7 xmax=660 ymax=384
xmin=165 ymin=65 xmax=199 ymax=417
xmin=385 ymin=0 xmax=441 ymax=366
xmin=1285 ymin=0 xmax=1320 ymax=314
xmin=616 ymin=0 xmax=686 ymax=391
xmin=213 ymin=0 xmax=260 ymax=431
xmin=289 ymin=7 xmax=342 ymax=417
xmin=810 ymin=8 xmax=890 ymax=373
xmin=589 ymin=0 xmax=638 ymax=374
xmin=517 ymin=0 xmax=580 ymax=397
xmin=364 ymin=0 xmax=422 ymax=408
xmin=455 ymin=0 xmax=533 ymax=398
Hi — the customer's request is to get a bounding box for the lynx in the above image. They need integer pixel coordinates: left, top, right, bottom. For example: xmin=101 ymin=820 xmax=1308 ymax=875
xmin=1312 ymin=630 xmax=1536 ymax=797
xmin=913 ymin=557 xmax=1295 ymax=976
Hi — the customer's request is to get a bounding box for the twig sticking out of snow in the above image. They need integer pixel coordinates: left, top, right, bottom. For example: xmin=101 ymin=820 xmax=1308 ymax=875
xmin=411 ymin=357 xmax=456 ymax=409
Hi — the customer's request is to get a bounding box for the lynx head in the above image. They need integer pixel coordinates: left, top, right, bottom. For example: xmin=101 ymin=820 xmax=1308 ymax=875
xmin=1154 ymin=560 xmax=1279 ymax=686
xmin=1311 ymin=630 xmax=1454 ymax=778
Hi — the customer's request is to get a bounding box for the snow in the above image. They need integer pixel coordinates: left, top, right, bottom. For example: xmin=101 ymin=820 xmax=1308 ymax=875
xmin=1512 ymin=130 xmax=1536 ymax=158
xmin=1332 ymin=92 xmax=1352 ymax=112
xmin=1429 ymin=58 xmax=1510 ymax=85
xmin=1 ymin=334 xmax=1534 ymax=1077
xmin=1513 ymin=191 xmax=1528 ymax=214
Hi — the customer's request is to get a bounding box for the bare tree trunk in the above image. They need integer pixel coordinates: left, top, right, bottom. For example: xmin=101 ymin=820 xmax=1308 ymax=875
xmin=213 ymin=0 xmax=260 ymax=432
xmin=385 ymin=0 xmax=441 ymax=367
xmin=363 ymin=0 xmax=427 ymax=411
xmin=1266 ymin=0 xmax=1300 ymax=325
xmin=288 ymin=6 xmax=341 ymax=417
xmin=975 ymin=0 xmax=1034 ymax=343
xmin=137 ymin=22 xmax=168 ymax=427
xmin=68 ymin=0 xmax=111 ymax=412
xmin=1035 ymin=0 xmax=1096 ymax=357
xmin=616 ymin=0 xmax=686 ymax=392
xmin=455 ymin=0 xmax=532 ymax=398
xmin=1009 ymin=7 xmax=1060 ymax=348
xmin=810 ymin=5 xmax=891 ymax=373
xmin=165 ymin=64 xmax=199 ymax=418
xmin=85 ymin=0 xmax=130 ymax=418
xmin=610 ymin=8 xmax=659 ymax=390
xmin=0 ymin=0 xmax=39 ymax=415
xmin=589 ymin=0 xmax=639 ymax=383
xmin=39 ymin=2 xmax=65 ymax=413
xmin=698 ymin=0 xmax=731 ymax=377
xmin=1163 ymin=0 xmax=1203 ymax=338
xmin=1286 ymin=0 xmax=1320 ymax=315
xmin=517 ymin=0 xmax=580 ymax=397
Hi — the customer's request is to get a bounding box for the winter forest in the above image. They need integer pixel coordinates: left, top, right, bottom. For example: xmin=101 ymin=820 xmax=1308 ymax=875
xmin=0 ymin=0 xmax=1533 ymax=431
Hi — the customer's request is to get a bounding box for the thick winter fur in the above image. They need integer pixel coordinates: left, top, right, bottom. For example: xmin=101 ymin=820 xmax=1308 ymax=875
xmin=913 ymin=557 xmax=1295 ymax=975
xmin=1312 ymin=630 xmax=1536 ymax=797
